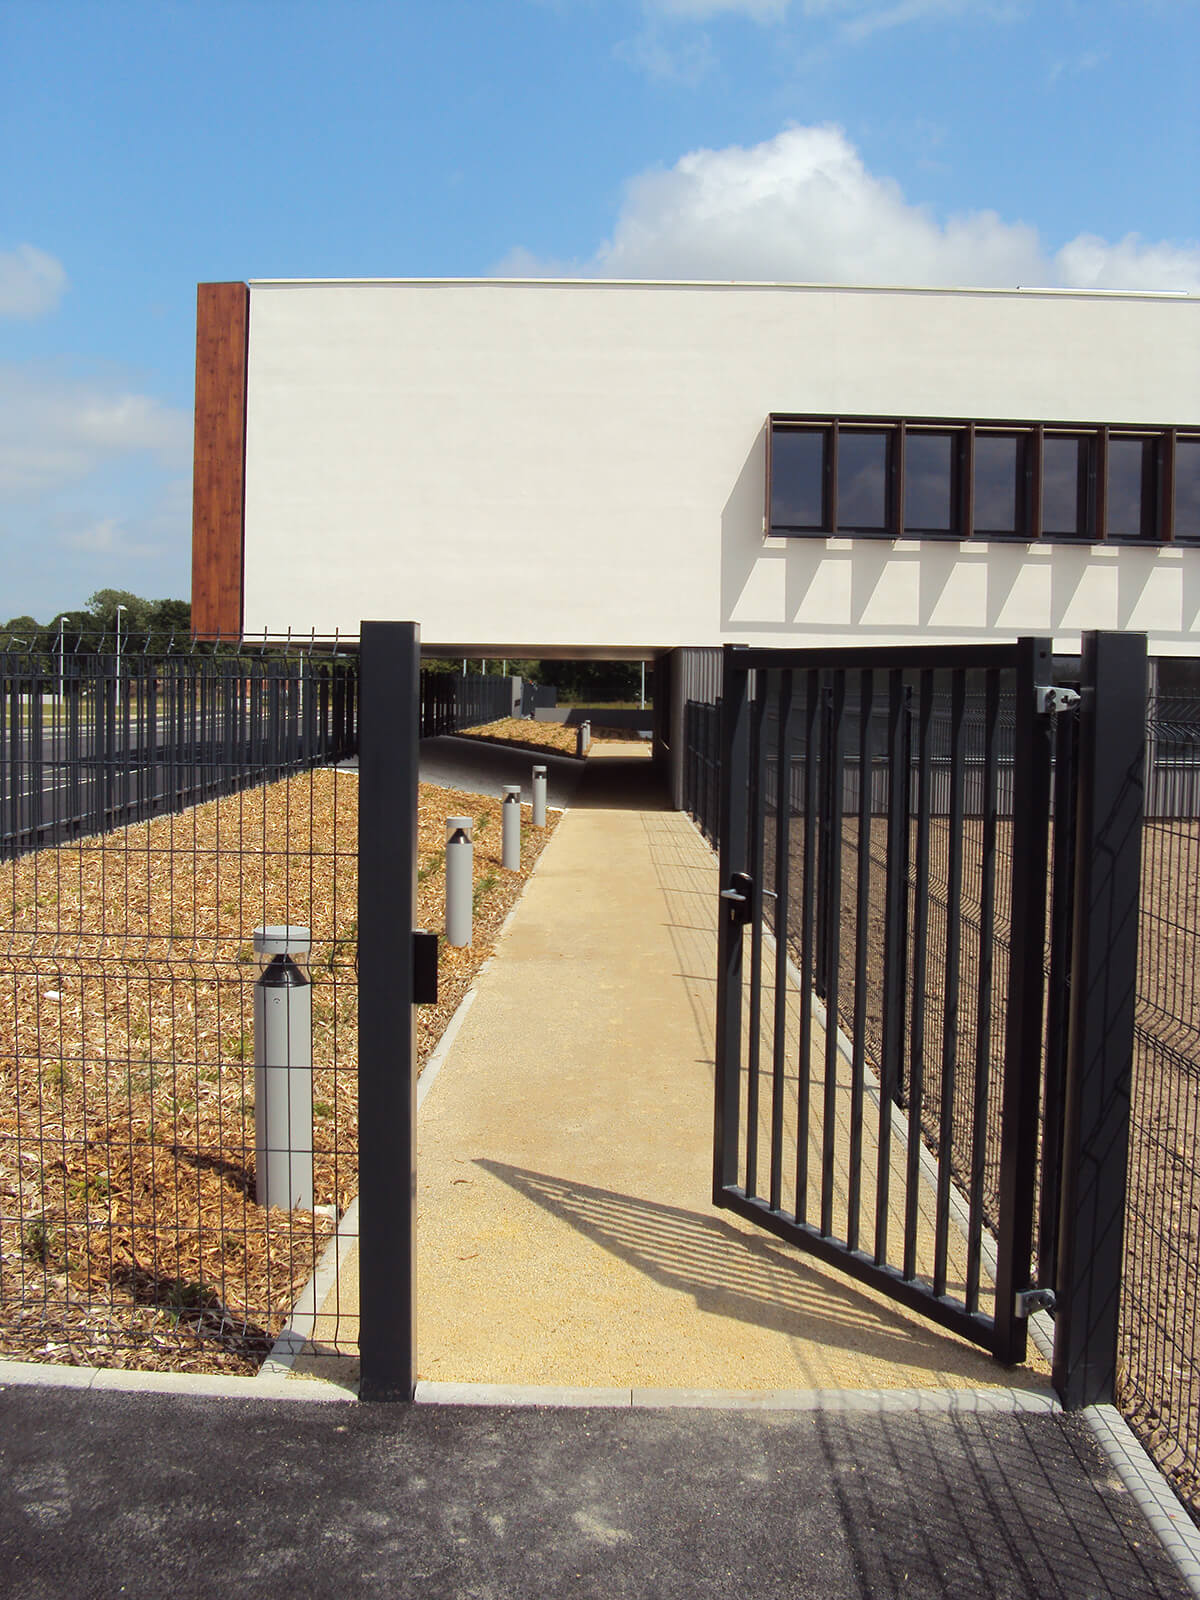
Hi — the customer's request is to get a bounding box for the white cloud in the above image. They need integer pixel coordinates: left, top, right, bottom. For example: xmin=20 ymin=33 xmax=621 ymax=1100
xmin=0 ymin=365 xmax=191 ymax=497
xmin=638 ymin=0 xmax=1019 ymax=32
xmin=61 ymin=516 xmax=161 ymax=560
xmin=1055 ymin=233 xmax=1200 ymax=293
xmin=614 ymin=24 xmax=718 ymax=82
xmin=0 ymin=245 xmax=68 ymax=319
xmin=498 ymin=124 xmax=1200 ymax=293
xmin=645 ymin=0 xmax=788 ymax=17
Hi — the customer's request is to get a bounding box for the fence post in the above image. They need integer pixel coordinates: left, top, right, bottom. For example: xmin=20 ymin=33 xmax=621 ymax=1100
xmin=1052 ymin=631 xmax=1146 ymax=1409
xmin=357 ymin=620 xmax=420 ymax=1402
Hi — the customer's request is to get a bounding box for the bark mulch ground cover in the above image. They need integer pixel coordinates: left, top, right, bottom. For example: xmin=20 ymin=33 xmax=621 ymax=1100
xmin=0 ymin=768 xmax=559 ymax=1377
xmin=456 ymin=717 xmax=650 ymax=759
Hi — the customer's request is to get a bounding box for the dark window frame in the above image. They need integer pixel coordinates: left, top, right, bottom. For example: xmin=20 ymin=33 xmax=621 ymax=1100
xmin=767 ymin=413 xmax=1200 ymax=549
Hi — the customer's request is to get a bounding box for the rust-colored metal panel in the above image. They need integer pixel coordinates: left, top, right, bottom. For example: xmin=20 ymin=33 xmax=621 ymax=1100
xmin=191 ymin=282 xmax=249 ymax=640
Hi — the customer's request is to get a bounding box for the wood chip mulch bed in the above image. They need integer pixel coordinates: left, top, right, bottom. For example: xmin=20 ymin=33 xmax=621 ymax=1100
xmin=0 ymin=768 xmax=559 ymax=1377
xmin=455 ymin=717 xmax=650 ymax=759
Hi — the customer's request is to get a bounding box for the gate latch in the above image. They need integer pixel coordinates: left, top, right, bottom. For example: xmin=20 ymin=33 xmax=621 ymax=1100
xmin=413 ymin=929 xmax=439 ymax=1005
xmin=720 ymin=872 xmax=754 ymax=927
xmin=1034 ymin=685 xmax=1080 ymax=717
xmin=1015 ymin=1286 xmax=1057 ymax=1318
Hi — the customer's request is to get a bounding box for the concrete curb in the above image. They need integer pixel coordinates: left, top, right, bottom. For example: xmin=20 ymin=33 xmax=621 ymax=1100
xmin=1083 ymin=1404 xmax=1200 ymax=1598
xmin=412 ymin=1381 xmax=1061 ymax=1412
xmin=0 ymin=1358 xmax=352 ymax=1404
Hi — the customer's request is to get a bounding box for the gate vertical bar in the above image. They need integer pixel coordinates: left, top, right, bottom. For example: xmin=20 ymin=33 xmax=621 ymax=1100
xmin=1039 ymin=703 xmax=1079 ymax=1291
xmin=769 ymin=672 xmax=793 ymax=1213
xmin=358 ymin=620 xmax=421 ymax=1401
xmin=714 ymin=646 xmax=750 ymax=1202
xmin=875 ymin=668 xmax=911 ymax=1263
xmin=993 ymin=636 xmax=1054 ymax=1364
xmin=1053 ymin=630 xmax=1146 ymax=1408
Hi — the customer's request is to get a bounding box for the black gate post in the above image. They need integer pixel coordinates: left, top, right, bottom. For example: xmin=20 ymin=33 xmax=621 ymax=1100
xmin=1053 ymin=630 xmax=1146 ymax=1409
xmin=714 ymin=646 xmax=750 ymax=1203
xmin=358 ymin=620 xmax=421 ymax=1401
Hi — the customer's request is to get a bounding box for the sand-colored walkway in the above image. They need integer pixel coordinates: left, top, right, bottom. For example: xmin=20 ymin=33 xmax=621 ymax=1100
xmin=293 ymin=748 xmax=1049 ymax=1396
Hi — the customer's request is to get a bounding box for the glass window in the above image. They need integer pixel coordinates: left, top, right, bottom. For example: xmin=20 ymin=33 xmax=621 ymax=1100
xmin=1176 ymin=437 xmax=1200 ymax=542
xmin=770 ymin=428 xmax=826 ymax=532
xmin=904 ymin=432 xmax=957 ymax=534
xmin=1107 ymin=437 xmax=1156 ymax=540
xmin=1043 ymin=435 xmax=1090 ymax=538
xmin=974 ymin=433 xmax=1023 ymax=537
xmin=837 ymin=429 xmax=889 ymax=533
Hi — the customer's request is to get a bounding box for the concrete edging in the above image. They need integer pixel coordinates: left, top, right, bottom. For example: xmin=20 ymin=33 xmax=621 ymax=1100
xmin=1082 ymin=1404 xmax=1200 ymax=1598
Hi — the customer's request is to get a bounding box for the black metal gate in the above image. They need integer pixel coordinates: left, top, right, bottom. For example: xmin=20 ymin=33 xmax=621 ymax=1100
xmin=713 ymin=635 xmax=1145 ymax=1375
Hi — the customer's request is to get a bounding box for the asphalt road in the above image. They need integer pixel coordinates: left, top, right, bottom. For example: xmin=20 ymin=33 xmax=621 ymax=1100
xmin=0 ymin=1384 xmax=1189 ymax=1600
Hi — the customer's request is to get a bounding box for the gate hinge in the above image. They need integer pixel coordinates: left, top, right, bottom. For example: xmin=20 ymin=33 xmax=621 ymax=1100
xmin=1015 ymin=1286 xmax=1057 ymax=1318
xmin=1034 ymin=685 xmax=1080 ymax=717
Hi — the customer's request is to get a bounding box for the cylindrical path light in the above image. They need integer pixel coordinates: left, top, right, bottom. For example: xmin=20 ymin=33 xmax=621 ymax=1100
xmin=502 ymin=785 xmax=521 ymax=870
xmin=253 ymin=924 xmax=313 ymax=1212
xmin=532 ymin=765 xmax=547 ymax=828
xmin=446 ymin=816 xmax=474 ymax=946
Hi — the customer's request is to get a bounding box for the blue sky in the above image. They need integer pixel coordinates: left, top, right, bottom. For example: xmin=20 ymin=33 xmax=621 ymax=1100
xmin=1 ymin=0 xmax=1197 ymax=621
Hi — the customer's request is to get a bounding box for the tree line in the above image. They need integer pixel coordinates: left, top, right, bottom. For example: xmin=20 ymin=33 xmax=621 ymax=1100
xmin=1 ymin=592 xmax=191 ymax=654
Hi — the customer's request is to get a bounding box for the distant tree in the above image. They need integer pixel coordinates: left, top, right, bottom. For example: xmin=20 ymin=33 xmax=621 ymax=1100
xmin=85 ymin=589 xmax=153 ymax=632
xmin=148 ymin=598 xmax=191 ymax=637
xmin=540 ymin=660 xmax=643 ymax=704
xmin=1 ymin=615 xmax=41 ymax=649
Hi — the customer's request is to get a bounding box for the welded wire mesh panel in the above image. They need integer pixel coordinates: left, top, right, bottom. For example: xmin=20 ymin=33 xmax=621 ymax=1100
xmin=0 ymin=640 xmax=360 ymax=1374
xmin=1119 ymin=693 xmax=1200 ymax=1518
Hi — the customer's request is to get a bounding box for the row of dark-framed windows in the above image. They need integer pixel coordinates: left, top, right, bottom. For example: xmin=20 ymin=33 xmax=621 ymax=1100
xmin=768 ymin=415 xmax=1200 ymax=545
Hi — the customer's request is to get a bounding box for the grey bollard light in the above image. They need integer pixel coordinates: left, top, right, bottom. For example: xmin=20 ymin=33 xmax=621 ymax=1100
xmin=253 ymin=925 xmax=313 ymax=1212
xmin=532 ymin=764 xmax=547 ymax=828
xmin=446 ymin=816 xmax=474 ymax=946
xmin=576 ymin=719 xmax=592 ymax=758
xmin=502 ymin=785 xmax=521 ymax=870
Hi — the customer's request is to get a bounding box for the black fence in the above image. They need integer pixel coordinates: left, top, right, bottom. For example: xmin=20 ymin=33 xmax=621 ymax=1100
xmin=1 ymin=644 xmax=358 ymax=862
xmin=0 ymin=638 xmax=363 ymax=1372
xmin=453 ymin=672 xmax=516 ymax=732
xmin=689 ymin=659 xmax=1200 ymax=1521
xmin=1121 ymin=692 xmax=1200 ymax=1514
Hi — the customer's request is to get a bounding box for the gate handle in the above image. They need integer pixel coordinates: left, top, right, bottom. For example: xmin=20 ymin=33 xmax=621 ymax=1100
xmin=720 ymin=872 xmax=754 ymax=926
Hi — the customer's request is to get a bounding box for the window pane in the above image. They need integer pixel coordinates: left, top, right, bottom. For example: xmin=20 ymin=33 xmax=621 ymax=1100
xmin=1108 ymin=437 xmax=1153 ymax=539
xmin=974 ymin=434 xmax=1021 ymax=536
xmin=904 ymin=432 xmax=955 ymax=533
xmin=1176 ymin=438 xmax=1200 ymax=541
xmin=771 ymin=429 xmax=825 ymax=530
xmin=1043 ymin=436 xmax=1088 ymax=537
xmin=838 ymin=430 xmax=888 ymax=532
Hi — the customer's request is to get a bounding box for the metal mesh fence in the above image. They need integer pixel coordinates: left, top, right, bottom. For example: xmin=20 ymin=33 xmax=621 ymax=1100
xmin=1119 ymin=693 xmax=1200 ymax=1517
xmin=0 ymin=640 xmax=361 ymax=1372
